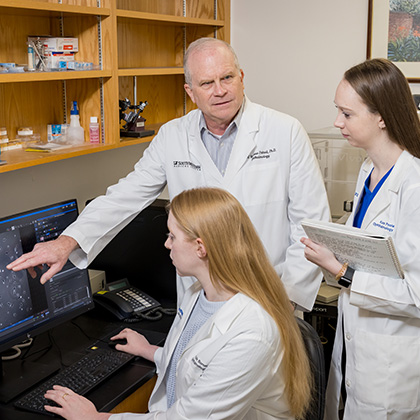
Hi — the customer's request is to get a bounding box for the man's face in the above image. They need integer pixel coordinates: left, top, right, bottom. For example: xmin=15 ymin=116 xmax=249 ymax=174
xmin=184 ymin=45 xmax=245 ymax=133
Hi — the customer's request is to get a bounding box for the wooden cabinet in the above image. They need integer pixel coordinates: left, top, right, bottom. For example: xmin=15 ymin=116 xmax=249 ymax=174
xmin=0 ymin=0 xmax=230 ymax=173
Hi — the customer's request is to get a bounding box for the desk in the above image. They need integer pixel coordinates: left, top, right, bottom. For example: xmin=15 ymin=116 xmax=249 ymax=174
xmin=0 ymin=306 xmax=174 ymax=419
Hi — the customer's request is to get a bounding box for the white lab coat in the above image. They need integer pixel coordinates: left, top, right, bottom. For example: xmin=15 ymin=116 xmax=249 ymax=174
xmin=325 ymin=150 xmax=420 ymax=419
xmin=109 ymin=282 xmax=293 ymax=420
xmin=65 ymin=97 xmax=330 ymax=310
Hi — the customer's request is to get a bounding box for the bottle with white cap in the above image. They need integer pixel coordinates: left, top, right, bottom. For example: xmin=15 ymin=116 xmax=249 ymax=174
xmin=66 ymin=101 xmax=84 ymax=144
xmin=89 ymin=116 xmax=100 ymax=144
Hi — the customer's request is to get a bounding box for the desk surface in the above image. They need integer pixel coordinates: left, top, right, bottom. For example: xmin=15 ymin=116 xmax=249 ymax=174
xmin=0 ymin=306 xmax=174 ymax=419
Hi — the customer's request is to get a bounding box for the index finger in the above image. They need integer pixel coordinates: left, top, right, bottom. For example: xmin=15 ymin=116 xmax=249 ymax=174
xmin=111 ymin=328 xmax=129 ymax=340
xmin=7 ymin=251 xmax=41 ymax=271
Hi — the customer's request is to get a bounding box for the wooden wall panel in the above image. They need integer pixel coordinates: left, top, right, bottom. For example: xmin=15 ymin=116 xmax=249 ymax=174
xmin=0 ymin=14 xmax=54 ymax=64
xmin=116 ymin=0 xmax=182 ymax=15
xmin=117 ymin=22 xmax=183 ymax=68
xmin=0 ymin=81 xmax=63 ymax=141
xmin=63 ymin=15 xmax=99 ymax=64
xmin=187 ymin=0 xmax=215 ymax=19
xmin=66 ymin=78 xmax=102 ymax=138
xmin=129 ymin=75 xmax=185 ymax=125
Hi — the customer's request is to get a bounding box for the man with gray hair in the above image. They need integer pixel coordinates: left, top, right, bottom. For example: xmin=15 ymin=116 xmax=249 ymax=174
xmin=8 ymin=38 xmax=330 ymax=311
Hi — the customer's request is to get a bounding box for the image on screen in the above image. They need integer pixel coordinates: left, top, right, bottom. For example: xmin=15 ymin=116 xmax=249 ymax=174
xmin=0 ymin=199 xmax=94 ymax=354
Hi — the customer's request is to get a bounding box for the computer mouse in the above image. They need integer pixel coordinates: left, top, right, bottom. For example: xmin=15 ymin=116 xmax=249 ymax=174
xmin=108 ymin=338 xmax=127 ymax=349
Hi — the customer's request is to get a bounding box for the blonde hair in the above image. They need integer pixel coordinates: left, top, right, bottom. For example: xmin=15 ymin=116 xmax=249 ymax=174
xmin=168 ymin=187 xmax=312 ymax=419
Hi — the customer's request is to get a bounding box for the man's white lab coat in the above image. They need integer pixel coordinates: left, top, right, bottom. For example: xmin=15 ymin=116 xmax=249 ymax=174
xmin=65 ymin=98 xmax=330 ymax=310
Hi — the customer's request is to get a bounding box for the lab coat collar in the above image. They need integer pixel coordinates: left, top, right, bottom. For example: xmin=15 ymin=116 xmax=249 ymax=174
xmin=180 ymin=291 xmax=251 ymax=357
xmin=356 ymin=150 xmax=412 ymax=229
xmin=223 ymin=96 xmax=260 ymax=183
xmin=186 ymin=96 xmax=259 ymax=185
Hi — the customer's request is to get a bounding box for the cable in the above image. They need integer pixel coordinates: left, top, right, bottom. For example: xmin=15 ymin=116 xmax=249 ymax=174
xmin=159 ymin=307 xmax=177 ymax=316
xmin=15 ymin=338 xmax=33 ymax=349
xmin=123 ymin=306 xmax=176 ymax=323
xmin=1 ymin=346 xmax=22 ymax=361
xmin=0 ymin=338 xmax=34 ymax=361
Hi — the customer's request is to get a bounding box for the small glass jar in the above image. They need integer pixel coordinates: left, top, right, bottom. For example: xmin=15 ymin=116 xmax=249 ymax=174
xmin=0 ymin=127 xmax=8 ymax=144
xmin=16 ymin=127 xmax=40 ymax=144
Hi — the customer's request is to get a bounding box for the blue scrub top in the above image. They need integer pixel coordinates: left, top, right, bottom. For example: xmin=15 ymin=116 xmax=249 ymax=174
xmin=353 ymin=166 xmax=394 ymax=228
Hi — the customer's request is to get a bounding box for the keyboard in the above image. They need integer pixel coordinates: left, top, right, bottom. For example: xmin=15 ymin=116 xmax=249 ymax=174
xmin=14 ymin=348 xmax=134 ymax=416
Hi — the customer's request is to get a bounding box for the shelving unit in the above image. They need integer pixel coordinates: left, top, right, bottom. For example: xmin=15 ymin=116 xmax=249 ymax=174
xmin=0 ymin=0 xmax=230 ymax=174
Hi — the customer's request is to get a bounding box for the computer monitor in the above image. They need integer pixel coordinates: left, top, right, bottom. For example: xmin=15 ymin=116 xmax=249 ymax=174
xmin=0 ymin=199 xmax=94 ymax=402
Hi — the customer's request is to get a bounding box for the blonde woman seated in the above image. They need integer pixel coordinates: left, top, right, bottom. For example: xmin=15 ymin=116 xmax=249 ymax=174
xmin=44 ymin=187 xmax=312 ymax=420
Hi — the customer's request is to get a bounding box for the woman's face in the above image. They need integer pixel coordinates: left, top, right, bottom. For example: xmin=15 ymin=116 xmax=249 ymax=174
xmin=334 ymin=79 xmax=384 ymax=149
xmin=164 ymin=211 xmax=201 ymax=278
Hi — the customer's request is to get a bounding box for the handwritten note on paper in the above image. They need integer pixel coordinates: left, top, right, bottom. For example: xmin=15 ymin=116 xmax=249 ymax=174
xmin=301 ymin=219 xmax=404 ymax=286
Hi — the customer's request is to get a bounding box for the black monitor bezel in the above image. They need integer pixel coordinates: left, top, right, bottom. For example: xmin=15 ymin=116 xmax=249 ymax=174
xmin=0 ymin=199 xmax=94 ymax=354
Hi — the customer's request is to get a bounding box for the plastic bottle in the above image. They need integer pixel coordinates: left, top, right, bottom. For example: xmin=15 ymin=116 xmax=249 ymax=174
xmin=89 ymin=117 xmax=100 ymax=143
xmin=66 ymin=101 xmax=85 ymax=144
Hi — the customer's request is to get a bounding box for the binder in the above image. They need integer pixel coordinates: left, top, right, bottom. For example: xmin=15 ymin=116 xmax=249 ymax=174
xmin=301 ymin=219 xmax=404 ymax=287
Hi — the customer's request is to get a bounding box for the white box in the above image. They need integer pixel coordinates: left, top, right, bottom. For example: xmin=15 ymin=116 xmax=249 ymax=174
xmin=309 ymin=127 xmax=366 ymax=219
xmin=88 ymin=269 xmax=106 ymax=293
xmin=45 ymin=51 xmax=75 ymax=69
xmin=42 ymin=37 xmax=79 ymax=52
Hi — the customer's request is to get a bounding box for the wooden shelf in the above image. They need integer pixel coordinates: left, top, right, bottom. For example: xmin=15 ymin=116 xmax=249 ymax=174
xmin=0 ymin=123 xmax=163 ymax=173
xmin=0 ymin=0 xmax=111 ymax=17
xmin=116 ymin=10 xmax=224 ymax=27
xmin=0 ymin=70 xmax=112 ymax=84
xmin=118 ymin=67 xmax=184 ymax=77
xmin=0 ymin=0 xmax=230 ymax=174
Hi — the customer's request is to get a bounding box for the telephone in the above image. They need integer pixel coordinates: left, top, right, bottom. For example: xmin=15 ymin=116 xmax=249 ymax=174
xmin=93 ymin=278 xmax=161 ymax=320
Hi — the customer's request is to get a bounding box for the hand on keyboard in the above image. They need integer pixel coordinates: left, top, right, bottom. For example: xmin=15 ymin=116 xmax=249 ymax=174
xmin=44 ymin=385 xmax=107 ymax=420
xmin=14 ymin=349 xmax=134 ymax=417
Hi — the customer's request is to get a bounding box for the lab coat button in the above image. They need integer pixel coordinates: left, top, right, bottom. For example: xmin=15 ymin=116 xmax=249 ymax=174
xmin=345 ymin=333 xmax=351 ymax=340
xmin=345 ymin=379 xmax=351 ymax=388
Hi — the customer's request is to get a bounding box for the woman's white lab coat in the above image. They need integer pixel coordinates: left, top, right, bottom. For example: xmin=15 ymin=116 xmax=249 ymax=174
xmin=65 ymin=98 xmax=329 ymax=311
xmin=109 ymin=282 xmax=292 ymax=420
xmin=325 ymin=150 xmax=420 ymax=419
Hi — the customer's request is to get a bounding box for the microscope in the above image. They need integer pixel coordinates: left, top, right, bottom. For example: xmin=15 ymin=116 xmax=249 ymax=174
xmin=119 ymin=98 xmax=155 ymax=138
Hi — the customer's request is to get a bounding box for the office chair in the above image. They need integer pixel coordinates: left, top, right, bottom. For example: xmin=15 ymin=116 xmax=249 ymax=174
xmin=295 ymin=317 xmax=326 ymax=420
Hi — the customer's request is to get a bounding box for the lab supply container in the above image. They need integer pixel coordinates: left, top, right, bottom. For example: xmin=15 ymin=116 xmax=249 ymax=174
xmin=89 ymin=117 xmax=100 ymax=143
xmin=309 ymin=127 xmax=366 ymax=220
xmin=67 ymin=101 xmax=84 ymax=144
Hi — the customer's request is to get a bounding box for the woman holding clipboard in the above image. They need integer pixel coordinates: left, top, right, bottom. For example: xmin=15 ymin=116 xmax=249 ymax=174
xmin=301 ymin=59 xmax=420 ymax=419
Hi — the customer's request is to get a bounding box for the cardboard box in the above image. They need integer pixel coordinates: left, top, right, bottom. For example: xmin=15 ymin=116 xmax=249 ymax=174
xmin=42 ymin=37 xmax=78 ymax=52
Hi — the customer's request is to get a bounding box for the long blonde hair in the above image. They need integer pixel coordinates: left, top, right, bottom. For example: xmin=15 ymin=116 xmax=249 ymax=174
xmin=169 ymin=187 xmax=312 ymax=419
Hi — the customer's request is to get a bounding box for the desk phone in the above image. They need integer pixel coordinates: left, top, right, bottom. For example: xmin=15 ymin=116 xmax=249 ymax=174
xmin=94 ymin=278 xmax=161 ymax=320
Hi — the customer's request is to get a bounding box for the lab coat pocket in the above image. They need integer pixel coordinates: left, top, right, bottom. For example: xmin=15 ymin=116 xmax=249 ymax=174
xmin=177 ymin=352 xmax=207 ymax=394
xmin=242 ymin=162 xmax=285 ymax=206
xmin=354 ymin=330 xmax=420 ymax=410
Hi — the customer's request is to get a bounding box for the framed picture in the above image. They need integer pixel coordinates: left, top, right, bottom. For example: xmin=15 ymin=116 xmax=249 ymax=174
xmin=368 ymin=0 xmax=420 ymax=82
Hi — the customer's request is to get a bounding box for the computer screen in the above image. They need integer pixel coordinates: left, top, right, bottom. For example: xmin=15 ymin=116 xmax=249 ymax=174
xmin=0 ymin=199 xmax=94 ymax=355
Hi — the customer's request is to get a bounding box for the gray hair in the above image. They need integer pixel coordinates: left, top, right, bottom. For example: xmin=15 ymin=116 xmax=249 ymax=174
xmin=183 ymin=37 xmax=241 ymax=86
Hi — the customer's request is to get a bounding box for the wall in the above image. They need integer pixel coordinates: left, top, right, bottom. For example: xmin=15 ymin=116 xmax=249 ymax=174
xmin=231 ymin=0 xmax=369 ymax=131
xmin=2 ymin=2 xmax=404 ymax=218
